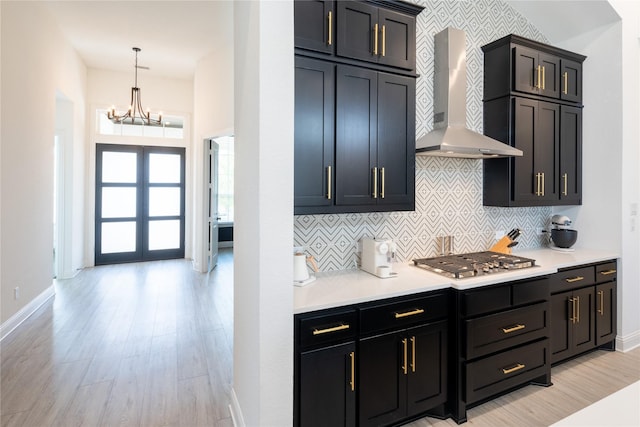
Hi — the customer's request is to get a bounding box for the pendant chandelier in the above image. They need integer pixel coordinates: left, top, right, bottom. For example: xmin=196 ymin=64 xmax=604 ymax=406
xmin=107 ymin=47 xmax=163 ymax=126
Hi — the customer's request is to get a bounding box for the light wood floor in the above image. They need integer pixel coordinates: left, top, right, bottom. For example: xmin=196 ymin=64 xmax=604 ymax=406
xmin=1 ymin=249 xmax=639 ymax=426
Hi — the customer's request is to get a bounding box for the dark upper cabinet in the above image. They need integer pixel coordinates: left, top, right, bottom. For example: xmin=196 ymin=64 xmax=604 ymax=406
xmin=560 ymin=58 xmax=583 ymax=103
xmin=335 ymin=65 xmax=415 ymax=210
xmin=295 ymin=63 xmax=415 ymax=214
xmin=483 ymin=34 xmax=585 ymax=104
xmin=294 ymin=57 xmax=335 ymax=208
xmin=559 ymin=105 xmax=582 ymax=204
xmin=294 ymin=0 xmax=335 ymax=55
xmin=482 ymin=34 xmax=585 ymax=207
xmin=483 ymin=97 xmax=561 ymax=206
xmin=336 ymin=2 xmax=416 ymax=70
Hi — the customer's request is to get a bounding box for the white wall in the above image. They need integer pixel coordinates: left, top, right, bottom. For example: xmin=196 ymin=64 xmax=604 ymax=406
xmin=85 ymin=68 xmax=194 ymax=266
xmin=192 ymin=20 xmax=234 ymax=271
xmin=231 ymin=1 xmax=294 ymax=425
xmin=0 ymin=1 xmax=87 ymax=323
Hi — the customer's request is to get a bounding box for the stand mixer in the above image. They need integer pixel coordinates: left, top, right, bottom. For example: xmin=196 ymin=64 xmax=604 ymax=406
xmin=548 ymin=215 xmax=578 ymax=251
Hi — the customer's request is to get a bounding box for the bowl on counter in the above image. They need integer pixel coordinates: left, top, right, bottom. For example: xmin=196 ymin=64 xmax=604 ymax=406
xmin=551 ymin=229 xmax=578 ymax=249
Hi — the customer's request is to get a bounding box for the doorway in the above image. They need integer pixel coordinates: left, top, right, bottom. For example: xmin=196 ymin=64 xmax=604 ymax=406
xmin=95 ymin=143 xmax=186 ymax=265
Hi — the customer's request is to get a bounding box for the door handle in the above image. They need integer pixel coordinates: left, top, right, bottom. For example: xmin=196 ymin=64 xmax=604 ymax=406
xmin=373 ymin=23 xmax=379 ymax=55
xmin=349 ymin=351 xmax=355 ymax=391
xmin=401 ymin=338 xmax=408 ymax=375
xmin=327 ymin=11 xmax=332 ymax=46
xmin=410 ymin=336 xmax=416 ymax=373
xmin=372 ymin=167 xmax=378 ymax=198
xmin=563 ymin=173 xmax=568 ymax=196
xmin=563 ymin=71 xmax=568 ymax=94
xmin=598 ymin=290 xmax=604 ymax=315
xmin=380 ymin=167 xmax=385 ymax=199
xmin=381 ymin=25 xmax=386 ymax=57
xmin=326 ymin=165 xmax=332 ymax=200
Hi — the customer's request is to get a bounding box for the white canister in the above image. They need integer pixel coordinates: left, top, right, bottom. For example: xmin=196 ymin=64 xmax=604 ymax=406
xmin=293 ymin=253 xmax=310 ymax=282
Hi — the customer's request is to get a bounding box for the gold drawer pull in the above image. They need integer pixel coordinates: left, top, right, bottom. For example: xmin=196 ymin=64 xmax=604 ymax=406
xmin=395 ymin=308 xmax=425 ymax=319
xmin=502 ymin=324 xmax=526 ymax=334
xmin=600 ymin=269 xmax=617 ymax=276
xmin=565 ymin=276 xmax=584 ymax=283
xmin=312 ymin=324 xmax=349 ymax=335
xmin=502 ymin=363 xmax=526 ymax=375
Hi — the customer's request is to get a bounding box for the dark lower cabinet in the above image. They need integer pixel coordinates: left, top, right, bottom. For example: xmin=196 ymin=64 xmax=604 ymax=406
xmin=359 ymin=321 xmax=447 ymax=427
xmin=550 ymin=260 xmax=617 ymax=365
xmin=299 ymin=342 xmax=356 ymax=427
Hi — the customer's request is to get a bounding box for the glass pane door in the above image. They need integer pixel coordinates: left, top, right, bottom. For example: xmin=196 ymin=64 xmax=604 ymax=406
xmin=95 ymin=144 xmax=185 ymax=265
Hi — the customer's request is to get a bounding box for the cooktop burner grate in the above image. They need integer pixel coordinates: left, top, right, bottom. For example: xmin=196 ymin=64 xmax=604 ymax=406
xmin=412 ymin=251 xmax=536 ymax=279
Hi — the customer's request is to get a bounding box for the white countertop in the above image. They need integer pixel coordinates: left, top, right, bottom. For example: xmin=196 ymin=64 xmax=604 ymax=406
xmin=294 ymin=248 xmax=619 ymax=314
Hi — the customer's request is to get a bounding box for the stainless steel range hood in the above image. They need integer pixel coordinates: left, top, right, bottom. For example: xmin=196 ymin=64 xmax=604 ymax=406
xmin=416 ymin=27 xmax=522 ymax=158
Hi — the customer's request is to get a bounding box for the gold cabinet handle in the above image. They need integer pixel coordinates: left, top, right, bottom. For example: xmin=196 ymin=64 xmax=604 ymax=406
xmin=373 ymin=23 xmax=379 ymax=55
xmin=410 ymin=336 xmax=416 ymax=373
xmin=502 ymin=324 xmax=526 ymax=334
xmin=394 ymin=308 xmax=425 ymax=319
xmin=327 ymin=11 xmax=332 ymax=46
xmin=541 ymin=172 xmax=545 ymax=196
xmin=349 ymin=351 xmax=355 ymax=391
xmin=569 ymin=297 xmax=576 ymax=324
xmin=600 ymin=269 xmax=617 ymax=276
xmin=372 ymin=167 xmax=378 ymax=198
xmin=312 ymin=323 xmax=349 ymax=335
xmin=598 ymin=290 xmax=604 ymax=315
xmin=566 ymin=276 xmax=584 ymax=283
xmin=541 ymin=66 xmax=546 ymax=90
xmin=563 ymin=71 xmax=568 ymax=94
xmin=402 ymin=338 xmax=408 ymax=375
xmin=576 ymin=296 xmax=580 ymax=323
xmin=326 ymin=165 xmax=332 ymax=200
xmin=536 ymin=65 xmax=541 ymax=89
xmin=535 ymin=173 xmax=540 ymax=196
xmin=503 ymin=363 xmax=526 ymax=375
xmin=381 ymin=25 xmax=386 ymax=57
xmin=380 ymin=167 xmax=385 ymax=199
xmin=563 ymin=173 xmax=568 ymax=196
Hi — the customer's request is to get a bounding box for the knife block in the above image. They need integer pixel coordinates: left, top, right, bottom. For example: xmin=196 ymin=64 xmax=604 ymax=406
xmin=490 ymin=236 xmax=514 ymax=254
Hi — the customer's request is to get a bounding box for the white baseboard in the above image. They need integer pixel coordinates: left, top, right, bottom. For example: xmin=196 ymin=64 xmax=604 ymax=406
xmin=0 ymin=285 xmax=55 ymax=341
xmin=229 ymin=388 xmax=245 ymax=427
xmin=616 ymin=330 xmax=640 ymax=352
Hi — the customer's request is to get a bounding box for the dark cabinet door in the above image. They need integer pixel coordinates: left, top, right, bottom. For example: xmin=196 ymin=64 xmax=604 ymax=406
xmin=376 ymin=72 xmax=415 ymax=206
xmin=294 ymin=0 xmax=334 ymax=54
xmin=405 ymin=322 xmax=448 ymax=418
xmin=559 ymin=105 xmax=582 ymax=204
xmin=337 ymin=2 xmax=415 ymax=70
xmin=335 ymin=65 xmax=377 ymax=206
xmin=550 ymin=291 xmax=572 ymax=364
xmin=358 ymin=331 xmax=405 ymax=427
xmin=299 ymin=341 xmax=356 ymax=427
xmin=512 ymin=97 xmax=538 ymax=202
xmin=572 ymin=286 xmax=596 ymax=354
xmin=336 ymin=2 xmax=377 ymax=64
xmin=536 ymin=101 xmax=560 ymax=202
xmin=294 ymin=57 xmax=335 ymax=209
xmin=560 ymin=59 xmax=583 ymax=103
xmin=539 ymin=53 xmax=560 ymax=99
xmin=377 ymin=8 xmax=415 ymax=70
xmin=513 ymin=45 xmax=539 ymax=96
xmin=596 ymin=282 xmax=616 ymax=345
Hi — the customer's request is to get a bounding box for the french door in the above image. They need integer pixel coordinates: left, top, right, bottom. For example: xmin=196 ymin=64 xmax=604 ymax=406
xmin=95 ymin=144 xmax=185 ymax=265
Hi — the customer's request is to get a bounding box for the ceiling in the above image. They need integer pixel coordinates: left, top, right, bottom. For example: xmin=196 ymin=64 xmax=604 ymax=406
xmin=45 ymin=1 xmax=234 ymax=80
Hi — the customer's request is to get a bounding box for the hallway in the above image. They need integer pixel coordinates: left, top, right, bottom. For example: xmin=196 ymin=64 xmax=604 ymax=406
xmin=1 ymin=250 xmax=234 ymax=426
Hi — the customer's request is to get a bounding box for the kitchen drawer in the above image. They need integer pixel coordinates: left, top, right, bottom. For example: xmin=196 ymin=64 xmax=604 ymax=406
xmin=552 ymin=266 xmax=595 ymax=293
xmin=461 ymin=285 xmax=510 ymax=317
xmin=359 ymin=292 xmax=449 ymax=336
xmin=465 ymin=302 xmax=549 ymax=359
xmin=596 ymin=261 xmax=617 ymax=283
xmin=298 ymin=309 xmax=357 ymax=349
xmin=466 ymin=339 xmax=549 ymax=404
xmin=512 ymin=278 xmax=549 ymax=306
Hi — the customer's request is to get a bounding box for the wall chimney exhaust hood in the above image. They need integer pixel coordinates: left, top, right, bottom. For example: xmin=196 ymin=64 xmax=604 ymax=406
xmin=416 ymin=27 xmax=522 ymax=159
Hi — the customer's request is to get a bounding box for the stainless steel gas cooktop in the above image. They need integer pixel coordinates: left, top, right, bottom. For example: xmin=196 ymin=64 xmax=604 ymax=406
xmin=412 ymin=251 xmax=536 ymax=279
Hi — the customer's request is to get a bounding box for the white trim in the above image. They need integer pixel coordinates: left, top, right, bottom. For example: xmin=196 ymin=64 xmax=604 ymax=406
xmin=0 ymin=285 xmax=55 ymax=341
xmin=229 ymin=388 xmax=245 ymax=427
xmin=616 ymin=330 xmax=640 ymax=352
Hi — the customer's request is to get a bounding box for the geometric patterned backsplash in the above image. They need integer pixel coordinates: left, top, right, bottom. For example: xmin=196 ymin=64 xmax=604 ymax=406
xmin=294 ymin=0 xmax=553 ymax=271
